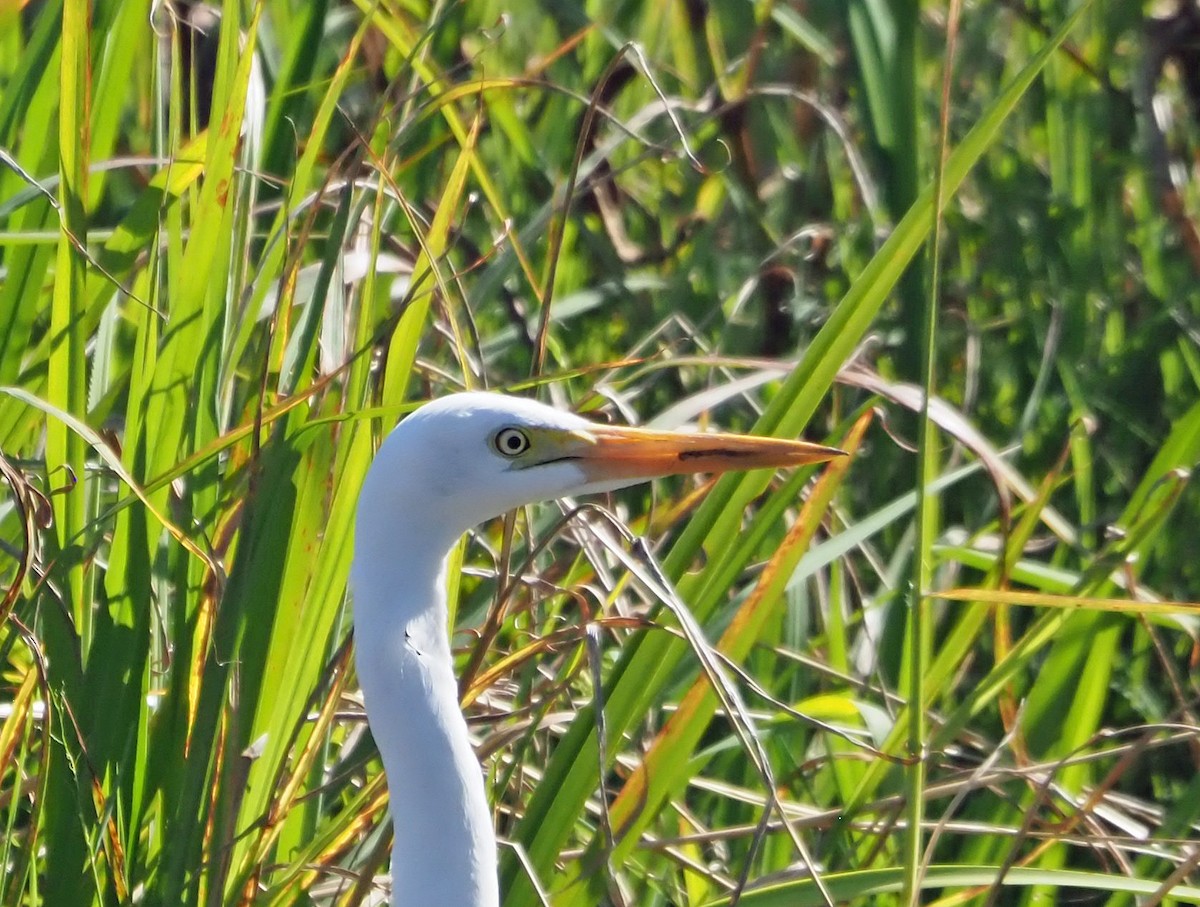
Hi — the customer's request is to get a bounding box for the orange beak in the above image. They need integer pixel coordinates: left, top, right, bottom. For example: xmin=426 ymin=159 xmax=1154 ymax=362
xmin=555 ymin=423 xmax=846 ymax=484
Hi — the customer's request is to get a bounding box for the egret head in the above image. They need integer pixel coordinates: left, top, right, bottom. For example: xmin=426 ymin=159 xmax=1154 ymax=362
xmin=355 ymin=391 xmax=844 ymax=553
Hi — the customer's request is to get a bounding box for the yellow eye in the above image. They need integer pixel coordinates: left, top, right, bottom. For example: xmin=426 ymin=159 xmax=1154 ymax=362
xmin=493 ymin=427 xmax=531 ymax=457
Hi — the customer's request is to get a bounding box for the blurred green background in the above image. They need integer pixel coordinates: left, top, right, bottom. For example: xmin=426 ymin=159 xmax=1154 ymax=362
xmin=1 ymin=0 xmax=1199 ymax=904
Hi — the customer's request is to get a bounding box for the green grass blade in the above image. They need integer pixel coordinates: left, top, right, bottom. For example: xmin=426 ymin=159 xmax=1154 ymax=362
xmin=504 ymin=6 xmax=1093 ymax=900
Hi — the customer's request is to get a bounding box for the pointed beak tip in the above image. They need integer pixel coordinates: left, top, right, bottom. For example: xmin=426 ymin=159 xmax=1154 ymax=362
xmin=794 ymin=445 xmax=848 ymax=465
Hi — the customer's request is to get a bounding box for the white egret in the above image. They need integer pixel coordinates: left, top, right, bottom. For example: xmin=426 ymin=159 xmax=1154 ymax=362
xmin=351 ymin=392 xmax=844 ymax=905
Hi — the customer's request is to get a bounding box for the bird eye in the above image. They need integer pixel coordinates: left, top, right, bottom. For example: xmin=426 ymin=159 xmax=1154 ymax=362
xmin=493 ymin=427 xmax=531 ymax=457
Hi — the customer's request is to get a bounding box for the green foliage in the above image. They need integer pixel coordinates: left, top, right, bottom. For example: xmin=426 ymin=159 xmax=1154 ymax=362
xmin=0 ymin=1 xmax=1197 ymax=904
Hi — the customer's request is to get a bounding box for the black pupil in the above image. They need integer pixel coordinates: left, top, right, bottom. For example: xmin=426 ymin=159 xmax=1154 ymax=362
xmin=503 ymin=432 xmax=524 ymax=452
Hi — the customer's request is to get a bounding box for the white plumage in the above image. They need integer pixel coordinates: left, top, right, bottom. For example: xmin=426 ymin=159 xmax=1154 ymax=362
xmin=351 ymin=392 xmax=842 ymax=905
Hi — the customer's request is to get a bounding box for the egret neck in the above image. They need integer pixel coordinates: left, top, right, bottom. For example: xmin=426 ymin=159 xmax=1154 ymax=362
xmin=352 ymin=519 xmax=498 ymax=906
